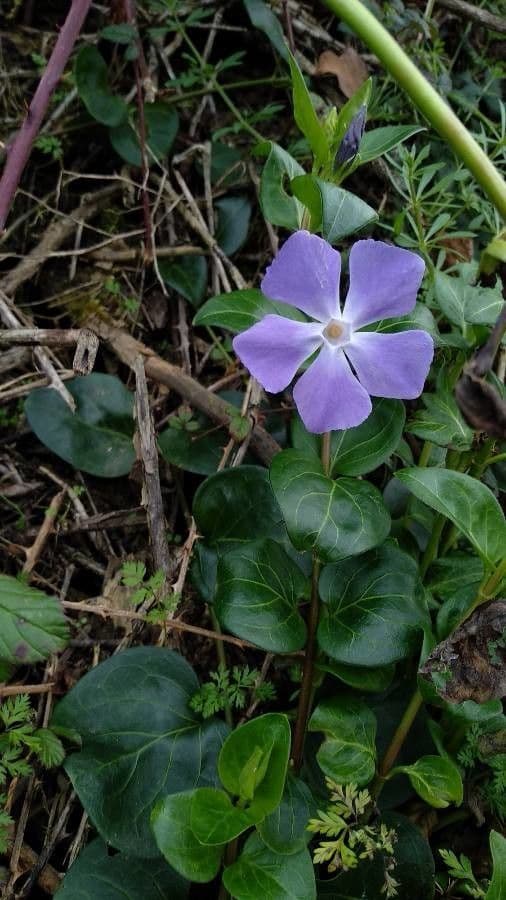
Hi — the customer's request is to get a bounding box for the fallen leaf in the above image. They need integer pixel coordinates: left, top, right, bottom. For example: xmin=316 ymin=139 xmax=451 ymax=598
xmin=419 ymin=600 xmax=506 ymax=703
xmin=315 ymin=47 xmax=368 ymax=98
xmin=442 ymin=236 xmax=474 ymax=266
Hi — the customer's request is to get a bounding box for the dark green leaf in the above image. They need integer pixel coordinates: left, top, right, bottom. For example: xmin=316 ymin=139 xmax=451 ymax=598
xmin=158 ymin=255 xmax=208 ymax=306
xmin=486 ymin=830 xmax=506 ymax=900
xmin=190 ymin=788 xmax=254 ymax=844
xmin=427 ymin=554 xmax=483 ymax=601
xmin=318 ymin=659 xmax=395 ymax=693
xmin=100 ymin=24 xmax=137 ymax=43
xmin=394 ymin=756 xmax=463 ymax=808
xmin=243 ymin=0 xmax=288 ymax=60
xmin=290 ymin=175 xmax=377 ymax=243
xmin=193 ymin=465 xmax=284 ymax=546
xmin=258 ymin=775 xmax=315 ymax=855
xmin=151 ymin=792 xmax=224 ymax=882
xmin=0 ymin=574 xmax=68 ymax=666
xmin=110 ymin=102 xmax=179 ymax=165
xmin=259 ymin=142 xmax=305 ymax=230
xmin=287 ymin=50 xmax=328 ymax=167
xmin=74 ymin=46 xmax=127 ymax=126
xmin=396 ymin=468 xmax=506 ymax=565
xmin=309 ymin=695 xmax=376 ymax=786
xmin=158 ymin=418 xmax=224 ymax=475
xmin=318 ymin=544 xmax=428 ymax=666
xmin=219 ymin=713 xmax=291 ymax=821
xmin=355 ymin=125 xmax=425 ymax=165
xmin=55 ymin=839 xmax=188 ymax=899
xmin=270 ymin=450 xmax=390 ymax=563
xmin=25 ymin=373 xmax=135 ymax=478
xmin=327 ymin=399 xmax=404 ymax=476
xmin=194 ymin=288 xmax=305 ymax=333
xmin=215 ymin=539 xmax=307 ymax=652
xmin=215 ymin=196 xmax=252 ymax=255
xmin=223 ymin=832 xmax=316 ymax=900
xmin=52 ymin=647 xmax=228 ymax=857
xmin=407 ymin=386 xmax=474 ymax=450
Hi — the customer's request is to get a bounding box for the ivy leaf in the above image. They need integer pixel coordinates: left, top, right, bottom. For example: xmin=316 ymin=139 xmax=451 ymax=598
xmin=215 ymin=539 xmax=307 ymax=652
xmin=223 ymin=833 xmax=316 ymax=900
xmin=25 ymin=373 xmax=135 ymax=478
xmin=194 ymin=288 xmax=305 ymax=333
xmin=270 ymin=450 xmax=390 ymax=563
xmin=0 ymin=575 xmax=68 ymax=666
xmin=396 ymin=468 xmax=506 ymax=566
xmin=151 ymin=791 xmax=224 ymax=883
xmin=393 ymin=756 xmax=463 ymax=809
xmin=55 ymin=839 xmax=189 ymax=899
xmin=52 ymin=648 xmax=228 ymax=857
xmin=309 ymin=695 xmax=377 ymax=786
xmin=318 ymin=543 xmax=428 ymax=666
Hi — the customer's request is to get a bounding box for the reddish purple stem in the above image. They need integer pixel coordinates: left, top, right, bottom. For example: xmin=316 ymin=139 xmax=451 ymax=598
xmin=0 ymin=0 xmax=93 ymax=232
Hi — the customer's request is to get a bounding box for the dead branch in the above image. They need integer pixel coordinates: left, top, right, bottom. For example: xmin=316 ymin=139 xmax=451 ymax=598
xmin=89 ymin=316 xmax=281 ymax=465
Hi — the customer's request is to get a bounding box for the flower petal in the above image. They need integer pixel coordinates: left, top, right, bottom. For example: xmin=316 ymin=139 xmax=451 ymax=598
xmin=343 ymin=240 xmax=425 ymax=328
xmin=261 ymin=230 xmax=341 ymax=322
xmin=345 ymin=330 xmax=434 ymax=399
xmin=293 ymin=344 xmax=372 ymax=433
xmin=233 ymin=315 xmax=323 ymax=393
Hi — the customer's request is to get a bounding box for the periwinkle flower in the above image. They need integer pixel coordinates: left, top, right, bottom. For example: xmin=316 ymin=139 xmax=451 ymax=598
xmin=233 ymin=231 xmax=434 ymax=433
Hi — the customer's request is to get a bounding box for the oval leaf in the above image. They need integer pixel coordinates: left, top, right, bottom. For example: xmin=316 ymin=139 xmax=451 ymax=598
xmin=259 ymin=142 xmax=305 ymax=230
xmin=110 ymin=101 xmax=179 ymax=165
xmin=218 ymin=713 xmax=291 ymax=821
xmin=223 ymin=832 xmax=316 ymax=900
xmin=486 ymin=830 xmax=506 ymax=900
xmin=258 ymin=775 xmax=315 ymax=855
xmin=394 ymin=756 xmax=463 ymax=809
xmin=190 ymin=787 xmax=255 ymax=844
xmin=52 ymin=647 xmax=228 ymax=857
xmin=75 ymin=46 xmax=127 ymax=126
xmin=215 ymin=539 xmax=307 ymax=652
xmin=270 ymin=450 xmax=390 ymax=563
xmin=356 ymin=125 xmax=425 ymax=165
xmin=193 ymin=465 xmax=284 ymax=546
xmin=396 ymin=468 xmax=506 ymax=565
xmin=159 ymin=255 xmax=208 ymax=307
xmin=215 ymin=196 xmax=252 ymax=256
xmin=0 ymin=574 xmax=68 ymax=666
xmin=318 ymin=543 xmax=428 ymax=666
xmin=25 ymin=373 xmax=135 ymax=478
xmin=309 ymin=695 xmax=377 ymax=786
xmin=194 ymin=288 xmax=306 ymax=333
xmin=151 ymin=791 xmax=223 ymax=883
xmin=56 ymin=838 xmax=188 ymax=899
xmin=291 ymin=175 xmax=377 ymax=243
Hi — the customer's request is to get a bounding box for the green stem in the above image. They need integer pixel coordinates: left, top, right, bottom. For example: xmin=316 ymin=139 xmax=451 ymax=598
xmin=371 ymin=689 xmax=423 ymax=799
xmin=466 ymin=556 xmax=506 ymax=618
xmin=419 ymin=513 xmax=446 ymax=579
xmin=322 ymin=0 xmax=506 ymax=218
xmin=291 ymin=432 xmax=331 ymax=773
xmin=165 ymin=76 xmax=289 ymax=106
xmin=417 ymin=440 xmax=433 ymax=468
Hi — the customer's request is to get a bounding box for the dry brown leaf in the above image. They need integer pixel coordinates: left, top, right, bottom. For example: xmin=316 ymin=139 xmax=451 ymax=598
xmin=315 ymin=47 xmax=368 ymax=98
xmin=442 ymin=236 xmax=474 ymax=266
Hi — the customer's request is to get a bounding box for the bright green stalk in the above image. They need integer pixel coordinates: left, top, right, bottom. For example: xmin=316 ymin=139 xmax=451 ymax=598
xmin=323 ymin=0 xmax=506 ymax=219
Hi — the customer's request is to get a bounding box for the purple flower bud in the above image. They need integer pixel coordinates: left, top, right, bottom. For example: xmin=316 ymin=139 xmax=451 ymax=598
xmin=335 ymin=105 xmax=367 ymax=165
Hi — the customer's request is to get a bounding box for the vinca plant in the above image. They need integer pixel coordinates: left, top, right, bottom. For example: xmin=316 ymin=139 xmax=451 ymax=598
xmin=1 ymin=1 xmax=505 ymax=899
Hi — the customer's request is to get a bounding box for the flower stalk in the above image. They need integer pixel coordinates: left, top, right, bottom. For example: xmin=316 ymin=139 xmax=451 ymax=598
xmin=323 ymin=0 xmax=506 ymax=219
xmin=291 ymin=431 xmax=331 ymax=772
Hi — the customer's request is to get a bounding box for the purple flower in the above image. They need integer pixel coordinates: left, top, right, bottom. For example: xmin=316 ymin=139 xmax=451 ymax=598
xmin=233 ymin=231 xmax=434 ymax=433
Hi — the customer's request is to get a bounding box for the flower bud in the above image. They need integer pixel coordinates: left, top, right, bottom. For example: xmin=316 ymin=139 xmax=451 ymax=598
xmin=335 ymin=105 xmax=367 ymax=165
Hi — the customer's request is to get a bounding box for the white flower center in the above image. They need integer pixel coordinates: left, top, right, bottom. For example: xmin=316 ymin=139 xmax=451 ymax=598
xmin=323 ymin=318 xmax=351 ymax=347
